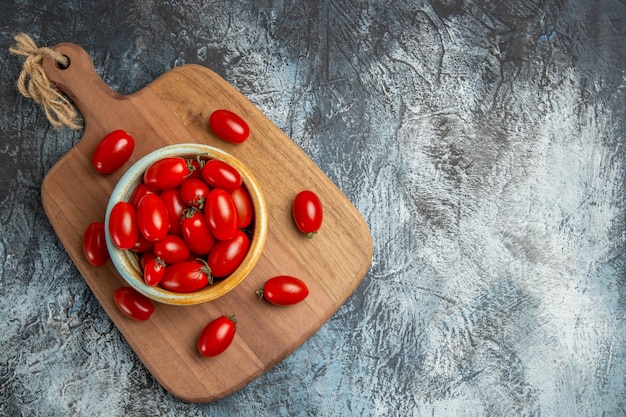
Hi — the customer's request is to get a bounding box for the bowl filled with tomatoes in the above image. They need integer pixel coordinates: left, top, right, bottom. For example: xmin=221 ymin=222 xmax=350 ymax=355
xmin=104 ymin=143 xmax=268 ymax=305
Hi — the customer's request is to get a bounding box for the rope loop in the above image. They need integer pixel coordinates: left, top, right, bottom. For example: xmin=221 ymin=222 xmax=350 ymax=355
xmin=9 ymin=33 xmax=82 ymax=130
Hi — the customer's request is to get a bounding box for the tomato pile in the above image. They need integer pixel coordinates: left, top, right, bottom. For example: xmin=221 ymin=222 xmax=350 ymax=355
xmin=108 ymin=155 xmax=255 ymax=292
xmin=83 ymin=108 xmax=323 ymax=357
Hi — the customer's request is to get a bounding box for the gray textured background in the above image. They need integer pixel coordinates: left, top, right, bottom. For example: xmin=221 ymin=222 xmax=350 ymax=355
xmin=1 ymin=1 xmax=625 ymax=416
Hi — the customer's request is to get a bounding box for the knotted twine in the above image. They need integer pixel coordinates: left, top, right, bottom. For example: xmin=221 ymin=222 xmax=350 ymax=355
xmin=9 ymin=33 xmax=82 ymax=130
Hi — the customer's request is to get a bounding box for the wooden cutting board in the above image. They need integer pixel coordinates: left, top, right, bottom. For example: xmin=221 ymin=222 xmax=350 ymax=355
xmin=40 ymin=43 xmax=373 ymax=402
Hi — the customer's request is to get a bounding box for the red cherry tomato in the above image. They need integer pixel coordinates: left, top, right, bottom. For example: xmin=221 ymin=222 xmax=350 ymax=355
xmin=140 ymin=251 xmax=157 ymax=269
xmin=257 ymin=275 xmax=309 ymax=305
xmin=293 ymin=190 xmax=323 ymax=237
xmin=230 ymin=187 xmax=253 ymax=229
xmin=201 ymin=159 xmax=242 ymax=191
xmin=143 ymin=257 xmax=166 ymax=286
xmin=143 ymin=157 xmax=190 ymax=190
xmin=114 ymin=287 xmax=154 ymax=321
xmin=82 ymin=222 xmax=109 ymax=266
xmin=92 ymin=130 xmax=135 ymax=174
xmin=161 ymin=260 xmax=211 ymax=292
xmin=205 ymin=188 xmax=238 ymax=241
xmin=180 ymin=178 xmax=210 ymax=208
xmin=207 ymin=230 xmax=250 ymax=277
xmin=187 ymin=157 xmax=205 ymax=179
xmin=153 ymin=235 xmax=190 ymax=264
xmin=160 ymin=189 xmax=186 ymax=236
xmin=136 ymin=194 xmax=170 ymax=241
xmin=198 ymin=315 xmax=237 ymax=357
xmin=108 ymin=202 xmax=138 ymax=250
xmin=130 ymin=233 xmax=154 ymax=253
xmin=209 ymin=109 xmax=250 ymax=144
xmin=129 ymin=182 xmax=156 ymax=208
xmin=181 ymin=209 xmax=215 ymax=255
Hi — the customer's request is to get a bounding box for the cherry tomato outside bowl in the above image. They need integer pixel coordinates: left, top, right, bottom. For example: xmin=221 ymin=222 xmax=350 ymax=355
xmin=257 ymin=275 xmax=309 ymax=306
xmin=92 ymin=130 xmax=135 ymax=175
xmin=114 ymin=286 xmax=155 ymax=321
xmin=198 ymin=315 xmax=237 ymax=357
xmin=105 ymin=144 xmax=268 ymax=306
xmin=209 ymin=109 xmax=250 ymax=144
xmin=82 ymin=222 xmax=109 ymax=266
xmin=293 ymin=190 xmax=323 ymax=238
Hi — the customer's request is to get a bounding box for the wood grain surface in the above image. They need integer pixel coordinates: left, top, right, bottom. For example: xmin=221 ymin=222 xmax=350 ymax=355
xmin=40 ymin=43 xmax=372 ymax=402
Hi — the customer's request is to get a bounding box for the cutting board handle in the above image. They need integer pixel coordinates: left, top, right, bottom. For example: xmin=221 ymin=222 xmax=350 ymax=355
xmin=42 ymin=43 xmax=122 ymax=130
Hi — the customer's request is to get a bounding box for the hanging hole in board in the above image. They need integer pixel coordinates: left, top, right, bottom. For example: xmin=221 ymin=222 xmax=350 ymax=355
xmin=56 ymin=55 xmax=70 ymax=70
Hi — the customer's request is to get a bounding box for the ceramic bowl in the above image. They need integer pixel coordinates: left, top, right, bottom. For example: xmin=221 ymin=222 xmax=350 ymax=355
xmin=104 ymin=143 xmax=268 ymax=305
